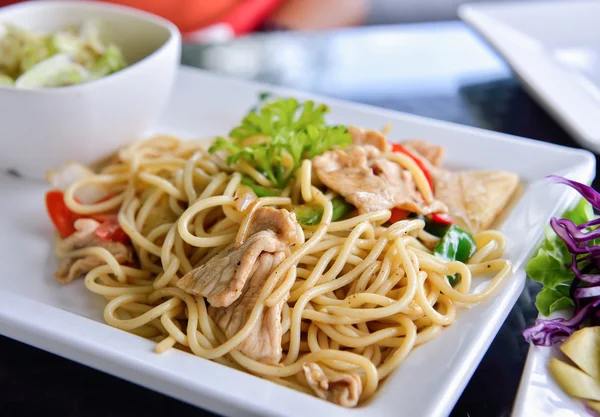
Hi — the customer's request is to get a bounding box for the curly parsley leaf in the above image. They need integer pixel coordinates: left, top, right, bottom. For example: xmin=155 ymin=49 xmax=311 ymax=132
xmin=209 ymin=96 xmax=351 ymax=189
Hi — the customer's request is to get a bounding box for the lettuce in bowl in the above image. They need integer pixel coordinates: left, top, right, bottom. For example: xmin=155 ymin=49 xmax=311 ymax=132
xmin=0 ymin=19 xmax=127 ymax=88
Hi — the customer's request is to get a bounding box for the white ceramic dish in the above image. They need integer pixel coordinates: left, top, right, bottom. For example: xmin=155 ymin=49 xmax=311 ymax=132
xmin=0 ymin=1 xmax=181 ymax=180
xmin=458 ymin=0 xmax=600 ymax=153
xmin=512 ymin=311 xmax=590 ymax=417
xmin=0 ymin=66 xmax=595 ymax=417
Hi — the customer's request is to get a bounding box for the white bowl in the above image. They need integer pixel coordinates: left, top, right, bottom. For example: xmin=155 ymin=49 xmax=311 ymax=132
xmin=0 ymin=1 xmax=181 ymax=179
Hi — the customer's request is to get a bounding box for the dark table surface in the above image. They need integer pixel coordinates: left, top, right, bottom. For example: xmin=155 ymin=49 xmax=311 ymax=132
xmin=2 ymin=21 xmax=597 ymax=417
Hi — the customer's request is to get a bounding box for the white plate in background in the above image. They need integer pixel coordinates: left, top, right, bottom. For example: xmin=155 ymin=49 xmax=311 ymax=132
xmin=459 ymin=0 xmax=600 ymax=153
xmin=0 ymin=66 xmax=595 ymax=417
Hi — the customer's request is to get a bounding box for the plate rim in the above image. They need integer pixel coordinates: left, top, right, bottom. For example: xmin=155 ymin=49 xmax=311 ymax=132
xmin=0 ymin=65 xmax=596 ymax=417
xmin=511 ymin=312 xmax=589 ymax=417
xmin=458 ymin=0 xmax=600 ymax=152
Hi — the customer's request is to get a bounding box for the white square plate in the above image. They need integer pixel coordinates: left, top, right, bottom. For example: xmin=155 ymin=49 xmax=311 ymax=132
xmin=0 ymin=66 xmax=595 ymax=417
xmin=459 ymin=0 xmax=600 ymax=153
xmin=512 ymin=310 xmax=588 ymax=417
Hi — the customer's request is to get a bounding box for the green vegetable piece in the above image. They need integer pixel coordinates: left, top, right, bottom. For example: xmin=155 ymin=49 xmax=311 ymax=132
xmin=424 ymin=218 xmax=450 ymax=237
xmin=524 ymin=191 xmax=599 ymax=326
xmin=294 ymin=205 xmax=322 ymax=226
xmin=526 ymin=246 xmax=574 ymax=289
xmin=535 ymin=285 xmax=575 ymax=316
xmin=89 ymin=44 xmax=127 ymax=78
xmin=50 ymin=31 xmax=81 ymax=57
xmin=433 ymin=225 xmax=476 ymax=287
xmin=19 ymin=37 xmax=51 ymax=73
xmin=240 ymin=176 xmax=280 ymax=197
xmin=0 ymin=20 xmax=127 ymax=87
xmin=563 ymin=197 xmax=594 ymax=227
xmin=525 ymin=197 xmax=596 ymax=316
xmin=0 ymin=74 xmax=14 ymax=86
xmin=78 ymin=19 xmax=105 ymax=55
xmin=0 ymin=24 xmax=38 ymax=77
xmin=294 ymin=197 xmax=355 ymax=226
xmin=209 ymin=96 xmax=352 ymax=189
xmin=15 ymin=53 xmax=86 ymax=88
xmin=433 ymin=225 xmax=477 ymax=263
xmin=447 ymin=274 xmax=460 ymax=287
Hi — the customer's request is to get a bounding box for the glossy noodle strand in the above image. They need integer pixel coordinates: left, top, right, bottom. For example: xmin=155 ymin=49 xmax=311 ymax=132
xmin=51 ymin=136 xmax=513 ymax=407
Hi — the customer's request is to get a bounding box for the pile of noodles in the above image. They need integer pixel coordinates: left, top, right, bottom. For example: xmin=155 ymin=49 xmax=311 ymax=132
xmin=58 ymin=135 xmax=511 ymax=406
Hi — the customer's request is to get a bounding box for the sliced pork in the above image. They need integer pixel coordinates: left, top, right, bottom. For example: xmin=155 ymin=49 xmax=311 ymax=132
xmin=313 ymin=147 xmax=446 ymax=215
xmin=177 ymin=230 xmax=290 ymax=307
xmin=302 ymin=362 xmax=363 ymax=407
xmin=54 ymin=219 xmax=132 ymax=284
xmin=372 ymin=159 xmax=447 ymax=215
xmin=177 ymin=208 xmax=296 ymax=307
xmin=177 ymin=206 xmax=297 ymax=363
xmin=209 ymin=251 xmax=287 ymax=364
xmin=177 ymin=207 xmax=296 ymax=307
xmin=349 ymin=126 xmax=389 ymax=153
xmin=245 ymin=206 xmax=297 ymax=245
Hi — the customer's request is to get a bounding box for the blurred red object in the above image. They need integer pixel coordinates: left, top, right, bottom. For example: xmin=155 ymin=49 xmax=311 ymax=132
xmin=0 ymin=0 xmax=21 ymax=6
xmin=0 ymin=0 xmax=283 ymax=40
xmin=100 ymin=0 xmax=243 ymax=33
xmin=269 ymin=0 xmax=367 ymax=30
xmin=99 ymin=0 xmax=283 ymax=36
xmin=0 ymin=0 xmax=366 ymax=41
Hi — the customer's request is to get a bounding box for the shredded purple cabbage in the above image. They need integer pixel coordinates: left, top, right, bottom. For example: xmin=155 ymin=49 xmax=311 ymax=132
xmin=547 ymin=176 xmax=600 ymax=211
xmin=523 ymin=176 xmax=600 ymax=346
xmin=523 ymin=299 xmax=600 ymax=345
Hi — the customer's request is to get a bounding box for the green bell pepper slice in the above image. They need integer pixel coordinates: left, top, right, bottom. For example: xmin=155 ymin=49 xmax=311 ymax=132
xmin=294 ymin=197 xmax=354 ymax=225
xmin=433 ymin=224 xmax=477 ymax=286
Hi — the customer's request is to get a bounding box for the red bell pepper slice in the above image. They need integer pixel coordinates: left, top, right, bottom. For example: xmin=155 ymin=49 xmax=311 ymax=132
xmin=45 ymin=190 xmax=128 ymax=243
xmin=45 ymin=190 xmax=79 ymax=238
xmin=388 ymin=208 xmax=409 ymax=224
xmin=93 ymin=215 xmax=130 ymax=244
xmin=430 ymin=212 xmax=454 ymax=225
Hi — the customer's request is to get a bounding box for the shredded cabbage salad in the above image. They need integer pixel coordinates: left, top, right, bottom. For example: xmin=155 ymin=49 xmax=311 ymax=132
xmin=523 ymin=176 xmax=600 ymax=346
xmin=0 ymin=20 xmax=127 ymax=88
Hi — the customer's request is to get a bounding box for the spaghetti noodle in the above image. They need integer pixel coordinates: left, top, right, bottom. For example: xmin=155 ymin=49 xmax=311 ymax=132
xmin=48 ymin=131 xmax=513 ymax=407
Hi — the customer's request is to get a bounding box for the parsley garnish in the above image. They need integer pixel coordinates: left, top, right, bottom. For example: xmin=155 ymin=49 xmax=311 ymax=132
xmin=209 ymin=97 xmax=351 ymax=188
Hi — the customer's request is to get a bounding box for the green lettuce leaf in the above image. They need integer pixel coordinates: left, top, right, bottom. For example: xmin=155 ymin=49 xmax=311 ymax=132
xmin=0 ymin=20 xmax=127 ymax=87
xmin=526 ymin=198 xmax=594 ymax=316
xmin=89 ymin=44 xmax=126 ymax=78
xmin=526 ymin=230 xmax=574 ymax=289
xmin=535 ymin=284 xmax=575 ymax=316
xmin=563 ymin=197 xmax=594 ymax=226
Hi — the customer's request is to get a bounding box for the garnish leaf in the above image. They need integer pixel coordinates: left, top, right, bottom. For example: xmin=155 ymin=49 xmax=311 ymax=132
xmin=535 ymin=285 xmax=576 ymax=317
xmin=526 ymin=198 xmax=593 ymax=292
xmin=523 ymin=181 xmax=600 ymax=346
xmin=526 ymin=239 xmax=574 ymax=290
xmin=209 ymin=96 xmax=351 ymax=188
